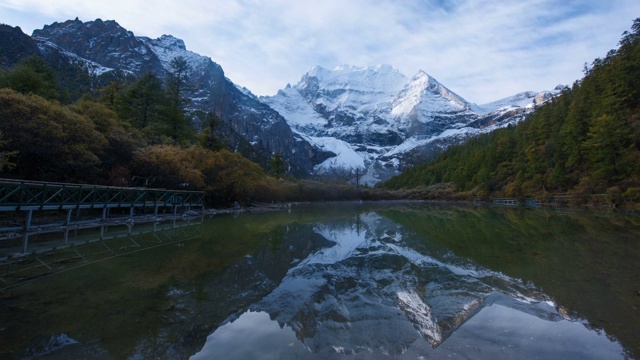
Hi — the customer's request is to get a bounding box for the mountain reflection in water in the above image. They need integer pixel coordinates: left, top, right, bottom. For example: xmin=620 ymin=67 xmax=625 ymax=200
xmin=191 ymin=208 xmax=627 ymax=359
xmin=1 ymin=203 xmax=636 ymax=359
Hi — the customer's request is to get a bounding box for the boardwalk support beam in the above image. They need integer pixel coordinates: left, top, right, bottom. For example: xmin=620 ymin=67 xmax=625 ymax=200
xmin=0 ymin=178 xmax=205 ymax=233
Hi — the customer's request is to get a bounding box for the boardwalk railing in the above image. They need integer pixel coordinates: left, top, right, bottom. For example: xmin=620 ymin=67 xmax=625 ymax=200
xmin=492 ymin=198 xmax=520 ymax=206
xmin=492 ymin=194 xmax=640 ymax=210
xmin=0 ymin=179 xmax=204 ymax=211
xmin=0 ymin=179 xmax=205 ymax=232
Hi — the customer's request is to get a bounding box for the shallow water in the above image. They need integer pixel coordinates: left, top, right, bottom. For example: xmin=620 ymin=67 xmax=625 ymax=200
xmin=1 ymin=202 xmax=638 ymax=359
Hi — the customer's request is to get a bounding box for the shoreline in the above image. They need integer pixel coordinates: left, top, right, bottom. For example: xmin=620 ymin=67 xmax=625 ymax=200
xmin=1 ymin=197 xmax=637 ymax=240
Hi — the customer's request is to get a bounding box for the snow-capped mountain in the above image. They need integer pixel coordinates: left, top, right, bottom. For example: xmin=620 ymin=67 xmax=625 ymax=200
xmin=263 ymin=65 xmax=563 ymax=185
xmin=476 ymin=85 xmax=565 ymax=115
xmin=2 ymin=19 xmax=563 ymax=182
xmin=26 ymin=18 xmax=331 ymax=176
xmin=390 ymin=70 xmax=478 ymax=123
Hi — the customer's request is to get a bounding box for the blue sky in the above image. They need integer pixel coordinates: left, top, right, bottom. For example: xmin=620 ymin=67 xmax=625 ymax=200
xmin=1 ymin=0 xmax=639 ymax=103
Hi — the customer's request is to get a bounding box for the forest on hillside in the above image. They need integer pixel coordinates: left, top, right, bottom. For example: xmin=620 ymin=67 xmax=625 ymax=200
xmin=0 ymin=55 xmax=393 ymax=206
xmin=381 ymin=18 xmax=640 ymax=204
xmin=5 ymin=19 xmax=639 ymax=207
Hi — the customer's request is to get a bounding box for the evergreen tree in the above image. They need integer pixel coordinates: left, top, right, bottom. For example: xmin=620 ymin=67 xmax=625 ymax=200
xmin=582 ymin=113 xmax=632 ymax=181
xmin=197 ymin=110 xmax=225 ymax=151
xmin=97 ymin=80 xmax=125 ymax=109
xmin=162 ymin=56 xmax=193 ymax=142
xmin=0 ymin=56 xmax=60 ymax=101
xmin=268 ymin=152 xmax=286 ymax=178
xmin=116 ymin=72 xmax=164 ymax=129
xmin=381 ymin=17 xmax=640 ymax=197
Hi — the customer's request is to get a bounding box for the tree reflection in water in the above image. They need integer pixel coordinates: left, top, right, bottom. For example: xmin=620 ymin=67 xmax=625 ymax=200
xmin=193 ymin=207 xmax=631 ymax=359
xmin=1 ymin=203 xmax=636 ymax=359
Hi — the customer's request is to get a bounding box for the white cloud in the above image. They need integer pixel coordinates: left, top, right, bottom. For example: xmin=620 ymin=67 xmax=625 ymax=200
xmin=1 ymin=0 xmax=639 ymax=103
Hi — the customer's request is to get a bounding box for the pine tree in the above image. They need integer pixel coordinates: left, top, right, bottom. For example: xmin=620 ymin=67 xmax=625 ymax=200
xmin=117 ymin=72 xmax=164 ymax=129
xmin=1 ymin=56 xmax=60 ymax=101
xmin=163 ymin=56 xmax=193 ymax=142
xmin=268 ymin=152 xmax=286 ymax=178
xmin=197 ymin=110 xmax=225 ymax=150
xmin=583 ymin=113 xmax=632 ymax=181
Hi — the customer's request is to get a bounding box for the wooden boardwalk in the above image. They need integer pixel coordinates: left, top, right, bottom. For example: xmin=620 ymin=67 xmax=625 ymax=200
xmin=492 ymin=198 xmax=521 ymax=206
xmin=0 ymin=179 xmax=205 ymax=232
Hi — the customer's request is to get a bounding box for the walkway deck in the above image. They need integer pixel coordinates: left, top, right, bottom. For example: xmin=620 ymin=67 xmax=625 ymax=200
xmin=0 ymin=179 xmax=205 ymax=232
xmin=0 ymin=179 xmax=204 ymax=211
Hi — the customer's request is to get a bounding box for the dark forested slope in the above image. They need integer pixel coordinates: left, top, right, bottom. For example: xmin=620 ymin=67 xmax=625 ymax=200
xmin=381 ymin=18 xmax=640 ymax=201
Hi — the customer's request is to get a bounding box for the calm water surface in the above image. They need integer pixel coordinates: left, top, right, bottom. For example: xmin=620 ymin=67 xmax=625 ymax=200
xmin=0 ymin=202 xmax=638 ymax=359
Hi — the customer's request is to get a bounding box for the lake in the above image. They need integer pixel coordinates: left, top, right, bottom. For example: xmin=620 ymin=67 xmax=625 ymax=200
xmin=0 ymin=202 xmax=638 ymax=359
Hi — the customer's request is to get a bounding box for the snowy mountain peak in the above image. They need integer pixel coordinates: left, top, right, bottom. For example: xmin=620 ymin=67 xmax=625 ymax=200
xmin=331 ymin=63 xmax=402 ymax=76
xmin=391 ymin=71 xmax=474 ymax=119
xmin=477 ymin=87 xmax=564 ymax=115
xmin=33 ymin=18 xmax=165 ymax=77
xmin=301 ymin=64 xmax=407 ymax=94
xmin=414 ymin=71 xmax=470 ymax=108
xmin=140 ymin=34 xmax=208 ymax=72
xmin=265 ymin=64 xmax=562 ymax=185
xmin=405 ymin=70 xmax=440 ymax=94
xmin=19 ymin=18 xmax=568 ymax=185
xmin=306 ymin=64 xmax=329 ymax=78
xmin=283 ymin=64 xmax=410 ymax=122
xmin=413 ymin=69 xmax=431 ymax=80
xmin=148 ymin=34 xmax=187 ymax=51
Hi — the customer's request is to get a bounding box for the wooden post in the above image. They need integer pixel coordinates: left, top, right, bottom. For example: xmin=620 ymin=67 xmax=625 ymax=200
xmin=24 ymin=210 xmax=33 ymax=232
xmin=66 ymin=209 xmax=73 ymax=226
xmin=22 ymin=233 xmax=29 ymax=253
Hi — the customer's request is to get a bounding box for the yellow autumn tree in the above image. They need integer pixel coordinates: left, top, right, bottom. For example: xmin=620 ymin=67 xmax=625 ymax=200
xmin=0 ymin=88 xmax=107 ymax=182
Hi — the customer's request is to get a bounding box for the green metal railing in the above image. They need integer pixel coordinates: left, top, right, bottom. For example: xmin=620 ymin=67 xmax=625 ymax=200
xmin=0 ymin=179 xmax=205 ymax=211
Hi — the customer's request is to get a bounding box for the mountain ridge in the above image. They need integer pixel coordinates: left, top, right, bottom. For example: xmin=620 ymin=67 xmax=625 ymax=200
xmin=264 ymin=64 xmax=561 ymax=184
xmin=2 ymin=19 xmax=560 ymax=183
xmin=26 ymin=18 xmax=331 ymax=176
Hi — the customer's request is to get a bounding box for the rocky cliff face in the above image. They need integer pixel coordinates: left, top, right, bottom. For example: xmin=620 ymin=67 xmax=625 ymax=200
xmin=0 ymin=24 xmax=40 ymax=68
xmin=28 ymin=19 xmax=329 ymax=175
xmin=33 ymin=18 xmax=165 ymax=76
